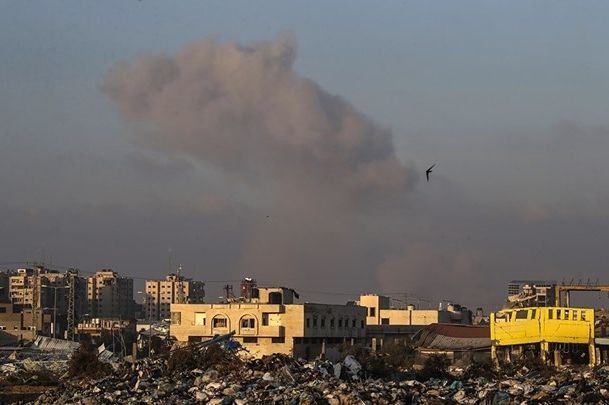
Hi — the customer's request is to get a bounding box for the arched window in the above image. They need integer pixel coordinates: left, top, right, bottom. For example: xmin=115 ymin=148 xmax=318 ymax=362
xmin=240 ymin=315 xmax=256 ymax=329
xmin=212 ymin=315 xmax=229 ymax=329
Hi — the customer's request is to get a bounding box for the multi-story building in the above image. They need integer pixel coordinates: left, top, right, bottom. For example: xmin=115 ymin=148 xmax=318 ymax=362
xmin=6 ymin=266 xmax=86 ymax=338
xmin=87 ymin=270 xmax=135 ymax=319
xmin=358 ymin=294 xmax=472 ymax=348
xmin=144 ymin=273 xmax=205 ymax=321
xmin=0 ymin=301 xmax=52 ymax=344
xmin=170 ymin=287 xmax=367 ymax=360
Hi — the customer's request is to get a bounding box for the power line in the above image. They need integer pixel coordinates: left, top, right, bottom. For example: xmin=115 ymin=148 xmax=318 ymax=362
xmin=0 ymin=260 xmax=440 ymax=303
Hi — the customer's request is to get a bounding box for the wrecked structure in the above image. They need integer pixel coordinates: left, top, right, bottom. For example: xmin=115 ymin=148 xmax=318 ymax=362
xmin=506 ymin=279 xmax=556 ymax=308
xmin=412 ymin=323 xmax=491 ymax=365
xmin=490 ymin=306 xmax=609 ymax=367
xmin=170 ymin=287 xmax=367 ymax=360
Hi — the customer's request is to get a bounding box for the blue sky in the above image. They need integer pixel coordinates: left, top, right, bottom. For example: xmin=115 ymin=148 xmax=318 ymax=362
xmin=2 ymin=1 xmax=609 ymax=308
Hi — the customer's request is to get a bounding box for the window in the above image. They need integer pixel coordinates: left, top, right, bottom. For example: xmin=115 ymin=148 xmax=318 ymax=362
xmin=271 ymin=337 xmax=285 ymax=343
xmin=243 ymin=337 xmax=258 ymax=343
xmin=573 ymin=311 xmax=578 ymax=321
xmin=515 ymin=310 xmax=528 ymax=320
xmin=564 ymin=309 xmax=570 ymax=320
xmin=194 ymin=312 xmax=206 ymax=326
xmin=581 ymin=312 xmax=587 ymax=321
xmin=361 ymin=320 xmax=364 ymax=328
xmin=262 ymin=313 xmax=269 ymax=326
xmin=213 ymin=316 xmax=228 ymax=328
xmin=381 ymin=318 xmax=390 ymax=325
xmin=306 ymin=318 xmax=310 ymax=328
xmin=313 ymin=318 xmax=317 ymax=327
xmin=321 ymin=318 xmax=325 ymax=328
xmin=352 ymin=319 xmax=356 ymax=328
xmin=548 ymin=309 xmax=553 ymax=319
xmin=171 ymin=312 xmax=181 ymax=325
xmin=0 ymin=307 xmax=6 ymax=313
xmin=188 ymin=336 xmax=202 ymax=343
xmin=330 ymin=318 xmax=335 ymax=327
xmin=557 ymin=309 xmax=562 ymax=319
xmin=241 ymin=317 xmax=255 ymax=329
xmin=344 ymin=318 xmax=349 ymax=328
xmin=369 ymin=307 xmax=376 ymax=317
xmin=338 ymin=319 xmax=343 ymax=327
xmin=530 ymin=309 xmax=536 ymax=319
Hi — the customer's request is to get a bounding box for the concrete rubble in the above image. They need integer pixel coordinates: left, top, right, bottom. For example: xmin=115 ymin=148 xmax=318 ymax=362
xmin=17 ymin=338 xmax=609 ymax=405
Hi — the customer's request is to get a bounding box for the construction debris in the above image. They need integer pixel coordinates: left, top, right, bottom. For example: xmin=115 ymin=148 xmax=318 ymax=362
xmin=22 ymin=337 xmax=609 ymax=405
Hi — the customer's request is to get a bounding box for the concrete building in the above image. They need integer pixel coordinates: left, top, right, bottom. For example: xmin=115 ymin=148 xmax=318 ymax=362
xmin=87 ymin=270 xmax=135 ymax=319
xmin=0 ymin=301 xmax=52 ymax=344
xmin=358 ymin=294 xmax=473 ymax=348
xmin=170 ymin=287 xmax=367 ymax=360
xmin=506 ymin=280 xmax=556 ymax=307
xmin=5 ymin=266 xmax=82 ymax=338
xmin=144 ymin=273 xmax=205 ymax=321
xmin=358 ymin=294 xmax=472 ymax=327
xmin=77 ymin=318 xmax=136 ymax=337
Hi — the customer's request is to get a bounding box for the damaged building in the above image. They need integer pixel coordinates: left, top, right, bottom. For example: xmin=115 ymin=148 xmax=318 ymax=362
xmin=490 ymin=306 xmax=609 ymax=366
xmin=170 ymin=287 xmax=366 ymax=361
xmin=411 ymin=323 xmax=491 ymax=365
xmin=357 ymin=294 xmax=473 ymax=349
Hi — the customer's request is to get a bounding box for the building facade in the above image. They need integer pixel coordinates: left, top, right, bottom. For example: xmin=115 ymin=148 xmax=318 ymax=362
xmin=359 ymin=294 xmax=472 ymax=327
xmin=0 ymin=301 xmax=52 ymax=344
xmin=358 ymin=294 xmax=473 ymax=348
xmin=145 ymin=274 xmax=205 ymax=321
xmin=170 ymin=287 xmax=367 ymax=360
xmin=5 ymin=267 xmax=84 ymax=338
xmin=491 ymin=306 xmax=597 ymax=366
xmin=506 ymin=280 xmax=556 ymax=307
xmin=87 ymin=270 xmax=135 ymax=319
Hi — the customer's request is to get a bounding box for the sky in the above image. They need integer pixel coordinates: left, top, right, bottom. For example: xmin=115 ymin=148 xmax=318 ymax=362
xmin=2 ymin=1 xmax=609 ymax=310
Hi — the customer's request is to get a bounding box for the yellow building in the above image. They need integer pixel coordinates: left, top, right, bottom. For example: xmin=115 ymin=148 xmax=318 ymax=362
xmin=490 ymin=307 xmax=596 ymax=366
xmin=170 ymin=287 xmax=366 ymax=360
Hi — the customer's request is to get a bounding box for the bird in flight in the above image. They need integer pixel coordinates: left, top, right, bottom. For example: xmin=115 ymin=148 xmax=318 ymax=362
xmin=426 ymin=164 xmax=436 ymax=182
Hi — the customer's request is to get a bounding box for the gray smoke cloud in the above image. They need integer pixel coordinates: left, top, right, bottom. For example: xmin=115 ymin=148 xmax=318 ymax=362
xmin=103 ymin=35 xmax=415 ymax=204
xmin=103 ymin=35 xmax=417 ymax=292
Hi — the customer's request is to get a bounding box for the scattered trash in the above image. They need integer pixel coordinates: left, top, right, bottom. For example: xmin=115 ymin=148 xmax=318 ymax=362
xmin=0 ymin=335 xmax=606 ymax=404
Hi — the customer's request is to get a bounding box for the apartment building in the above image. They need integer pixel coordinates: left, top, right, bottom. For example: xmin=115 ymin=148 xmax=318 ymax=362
xmin=0 ymin=301 xmax=52 ymax=344
xmin=87 ymin=270 xmax=135 ymax=319
xmin=170 ymin=287 xmax=366 ymax=360
xmin=145 ymin=273 xmax=205 ymax=321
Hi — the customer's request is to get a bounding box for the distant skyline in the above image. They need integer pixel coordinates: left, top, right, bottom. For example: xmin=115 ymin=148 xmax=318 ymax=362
xmin=2 ymin=1 xmax=609 ymax=309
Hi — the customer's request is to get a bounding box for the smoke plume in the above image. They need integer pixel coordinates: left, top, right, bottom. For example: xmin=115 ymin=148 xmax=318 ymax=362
xmin=103 ymin=35 xmax=416 ymax=292
xmin=103 ymin=35 xmax=415 ymax=204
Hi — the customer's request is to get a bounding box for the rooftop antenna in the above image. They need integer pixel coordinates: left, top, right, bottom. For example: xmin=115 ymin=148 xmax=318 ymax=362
xmin=176 ymin=264 xmax=185 ymax=304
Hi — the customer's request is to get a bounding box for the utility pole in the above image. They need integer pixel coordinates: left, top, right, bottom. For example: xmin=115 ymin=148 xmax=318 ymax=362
xmin=32 ymin=272 xmax=39 ymax=337
xmin=66 ymin=270 xmax=76 ymax=341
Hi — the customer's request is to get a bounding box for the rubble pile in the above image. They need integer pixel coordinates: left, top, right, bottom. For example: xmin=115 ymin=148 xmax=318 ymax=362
xmin=22 ymin=344 xmax=609 ymax=404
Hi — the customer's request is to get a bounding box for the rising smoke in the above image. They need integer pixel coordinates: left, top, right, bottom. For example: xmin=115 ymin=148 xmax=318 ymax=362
xmin=103 ymin=35 xmax=417 ymax=293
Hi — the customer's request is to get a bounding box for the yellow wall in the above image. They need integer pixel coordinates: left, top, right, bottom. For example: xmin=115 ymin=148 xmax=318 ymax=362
xmin=491 ymin=307 xmax=594 ymax=346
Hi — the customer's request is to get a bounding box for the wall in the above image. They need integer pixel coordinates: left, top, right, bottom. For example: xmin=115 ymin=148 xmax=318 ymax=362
xmin=170 ymin=302 xmax=366 ymax=359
